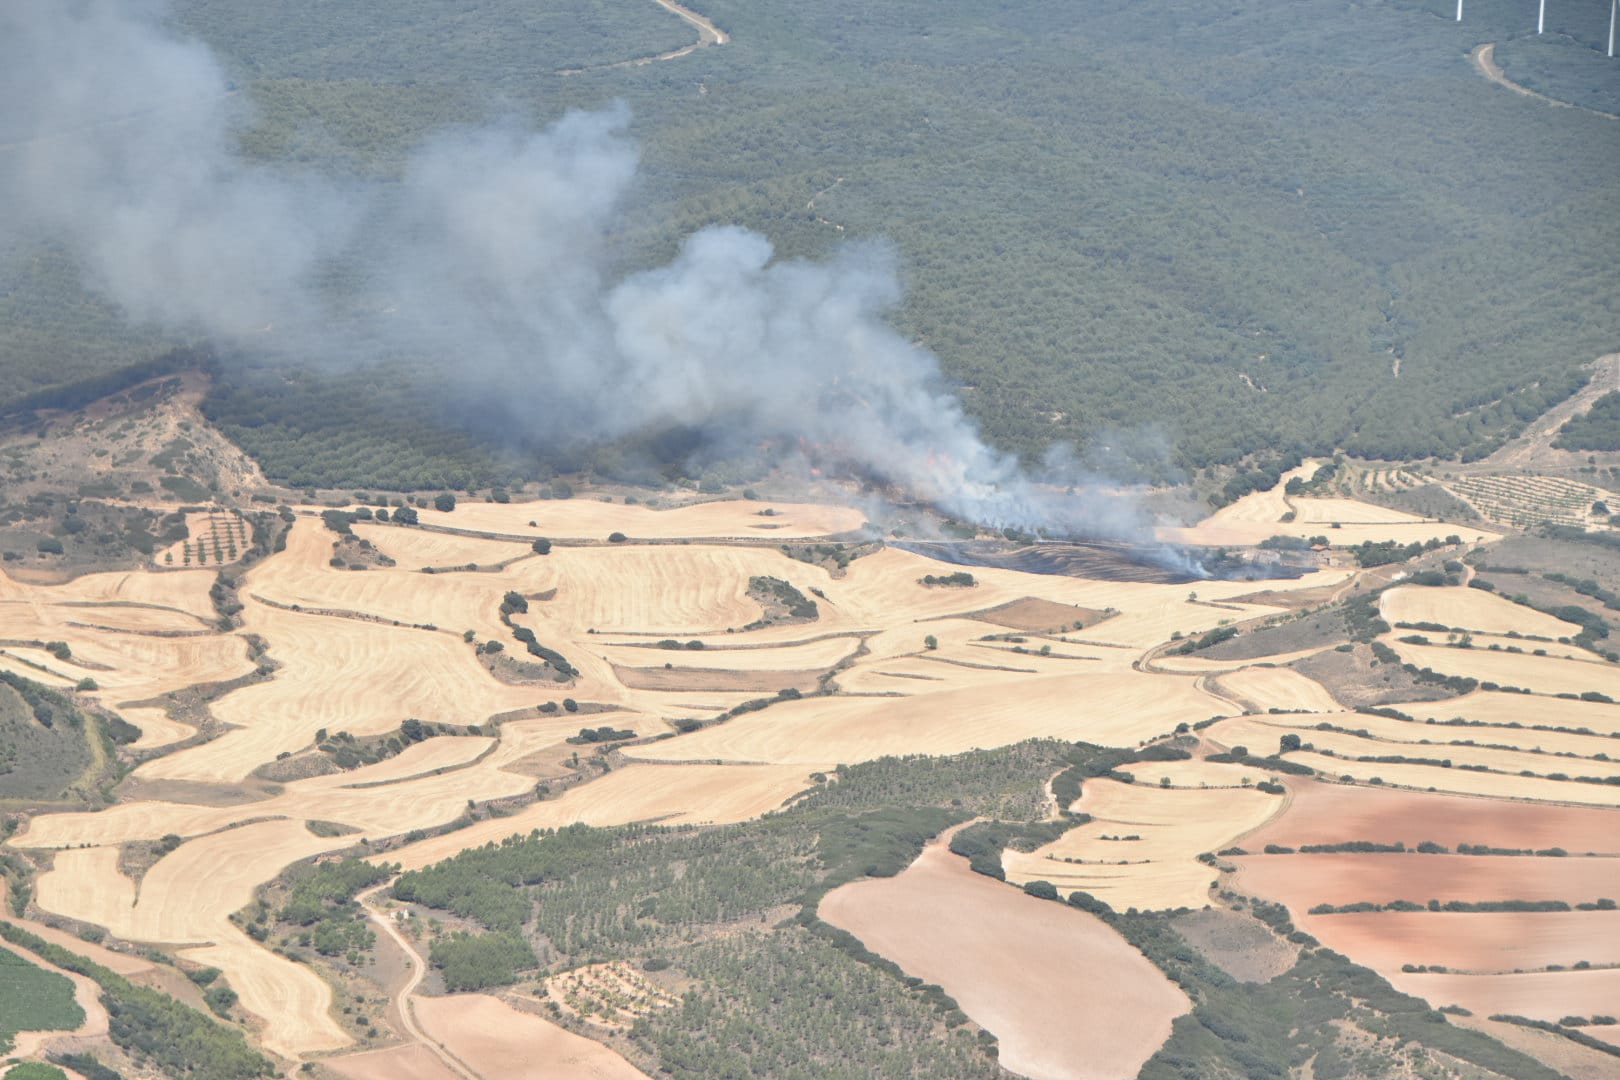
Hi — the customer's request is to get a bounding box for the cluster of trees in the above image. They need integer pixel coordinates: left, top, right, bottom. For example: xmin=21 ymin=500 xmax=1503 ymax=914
xmin=1555 ymin=391 xmax=1620 ymax=451
xmin=918 ymin=572 xmax=976 ymax=588
xmin=1351 ymin=536 xmax=1459 ymax=568
xmin=746 ymin=575 xmax=819 ymax=620
xmin=272 ymin=857 xmax=391 ymax=960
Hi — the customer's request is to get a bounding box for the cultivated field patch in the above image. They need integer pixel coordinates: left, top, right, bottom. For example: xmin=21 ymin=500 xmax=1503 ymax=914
xmin=821 ymin=835 xmax=1189 ymax=1080
xmin=411 ymin=993 xmax=649 ymax=1079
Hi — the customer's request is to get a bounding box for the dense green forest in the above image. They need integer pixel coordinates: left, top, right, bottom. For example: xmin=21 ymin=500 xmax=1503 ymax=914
xmin=2 ymin=0 xmax=1615 ymax=483
xmin=1557 ymin=389 xmax=1620 ymax=450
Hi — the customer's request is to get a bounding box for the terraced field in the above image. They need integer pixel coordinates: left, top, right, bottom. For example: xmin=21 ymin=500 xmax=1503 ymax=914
xmin=5 ymin=488 xmax=1619 ymax=1078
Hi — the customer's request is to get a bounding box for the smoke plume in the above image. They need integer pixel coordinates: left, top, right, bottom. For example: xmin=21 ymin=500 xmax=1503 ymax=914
xmin=1 ymin=0 xmax=1153 ymax=541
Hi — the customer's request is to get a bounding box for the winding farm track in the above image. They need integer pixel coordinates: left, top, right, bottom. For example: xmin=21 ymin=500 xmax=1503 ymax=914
xmin=1471 ymin=43 xmax=1619 ymax=121
xmin=357 ymin=882 xmax=480 ymax=1080
xmin=559 ymin=0 xmax=727 ymax=75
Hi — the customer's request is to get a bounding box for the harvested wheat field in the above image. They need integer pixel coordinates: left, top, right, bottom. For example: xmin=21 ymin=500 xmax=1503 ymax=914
xmin=1242 ymin=778 xmax=1620 ymax=853
xmin=1210 ymin=666 xmax=1339 ymax=712
xmin=410 ymin=497 xmax=863 ymax=541
xmin=137 ymin=602 xmax=539 ymax=784
xmin=821 ymin=832 xmax=1188 ymax=1080
xmin=31 ymin=822 xmax=354 ymax=1056
xmin=1295 ymin=910 xmax=1620 ymax=974
xmin=1291 ymin=498 xmax=1437 ymax=525
xmin=1241 ymin=707 xmax=1620 ymax=762
xmin=1001 ymin=774 xmax=1282 ymax=910
xmin=1159 ymin=483 xmax=1497 ymax=549
xmin=411 ymin=993 xmax=649 ymax=1079
xmin=1152 ymin=647 xmax=1326 ymax=675
xmin=594 ymin=634 xmax=858 ymax=671
xmin=1387 ymin=639 xmax=1620 ymax=700
xmin=379 ymin=763 xmax=813 ymax=871
xmin=1380 ymin=585 xmax=1584 ymax=638
xmin=114 ymin=705 xmax=196 ymax=750
xmin=1284 ymin=751 xmax=1620 ymax=806
xmin=1231 ymin=853 xmax=1620 ymax=909
xmin=630 ymin=671 xmax=1222 ymax=768
xmin=1397 ymin=690 xmax=1620 ymax=737
xmin=1209 ymin=715 xmax=1617 ymax=781
xmin=350 ymin=521 xmax=531 ymax=569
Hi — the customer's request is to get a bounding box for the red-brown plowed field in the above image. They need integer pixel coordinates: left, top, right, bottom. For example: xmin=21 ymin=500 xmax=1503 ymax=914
xmin=1389 ymin=968 xmax=1620 ymax=1025
xmin=1231 ymin=853 xmax=1620 ymax=908
xmin=1241 ymin=779 xmax=1620 ymax=854
xmin=821 ymin=836 xmax=1188 ymax=1080
xmin=1292 ymin=910 xmax=1620 ymax=973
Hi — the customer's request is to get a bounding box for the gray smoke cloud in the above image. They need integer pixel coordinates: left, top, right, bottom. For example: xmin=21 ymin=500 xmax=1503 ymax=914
xmin=0 ymin=0 xmax=1155 ymax=543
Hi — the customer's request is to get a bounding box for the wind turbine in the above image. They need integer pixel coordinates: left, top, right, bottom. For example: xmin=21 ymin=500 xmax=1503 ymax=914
xmin=1456 ymin=0 xmax=1463 ymax=21
xmin=1610 ymin=0 xmax=1616 ymax=57
xmin=1538 ymin=0 xmax=1546 ymax=34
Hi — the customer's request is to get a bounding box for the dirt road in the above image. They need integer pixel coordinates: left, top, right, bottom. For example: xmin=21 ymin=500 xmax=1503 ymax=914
xmin=357 ymin=883 xmax=480 ymax=1080
xmin=1484 ymin=352 xmax=1620 ymax=470
xmin=1471 ymin=43 xmax=1619 ymax=121
xmin=560 ymin=0 xmax=727 ymax=75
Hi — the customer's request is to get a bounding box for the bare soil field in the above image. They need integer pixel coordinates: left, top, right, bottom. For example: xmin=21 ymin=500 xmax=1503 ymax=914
xmin=820 ymin=834 xmax=1189 ymax=1080
xmin=1380 ymin=585 xmax=1583 ymax=638
xmin=1241 ymin=778 xmax=1620 ymax=852
xmin=1169 ymin=908 xmax=1298 ymax=982
xmin=963 ymin=596 xmax=1109 ymax=632
xmin=1390 ymin=968 xmax=1620 ymax=1026
xmin=326 ymin=1043 xmax=461 ymax=1080
xmin=411 ymin=993 xmax=649 ymax=1079
xmin=1295 ymin=910 xmax=1620 ymax=973
xmin=1230 ymin=853 xmax=1620 ymax=908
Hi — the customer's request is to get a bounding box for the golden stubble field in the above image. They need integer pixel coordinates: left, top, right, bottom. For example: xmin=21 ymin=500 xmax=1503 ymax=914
xmin=6 ymin=491 xmax=1620 ymax=1076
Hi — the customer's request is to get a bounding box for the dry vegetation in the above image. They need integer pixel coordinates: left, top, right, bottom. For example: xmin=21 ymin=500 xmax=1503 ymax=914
xmin=5 ymin=455 xmax=1620 ymax=1078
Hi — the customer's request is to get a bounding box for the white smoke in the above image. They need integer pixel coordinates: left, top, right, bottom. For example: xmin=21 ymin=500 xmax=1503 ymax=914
xmin=0 ymin=0 xmax=1152 ymax=541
